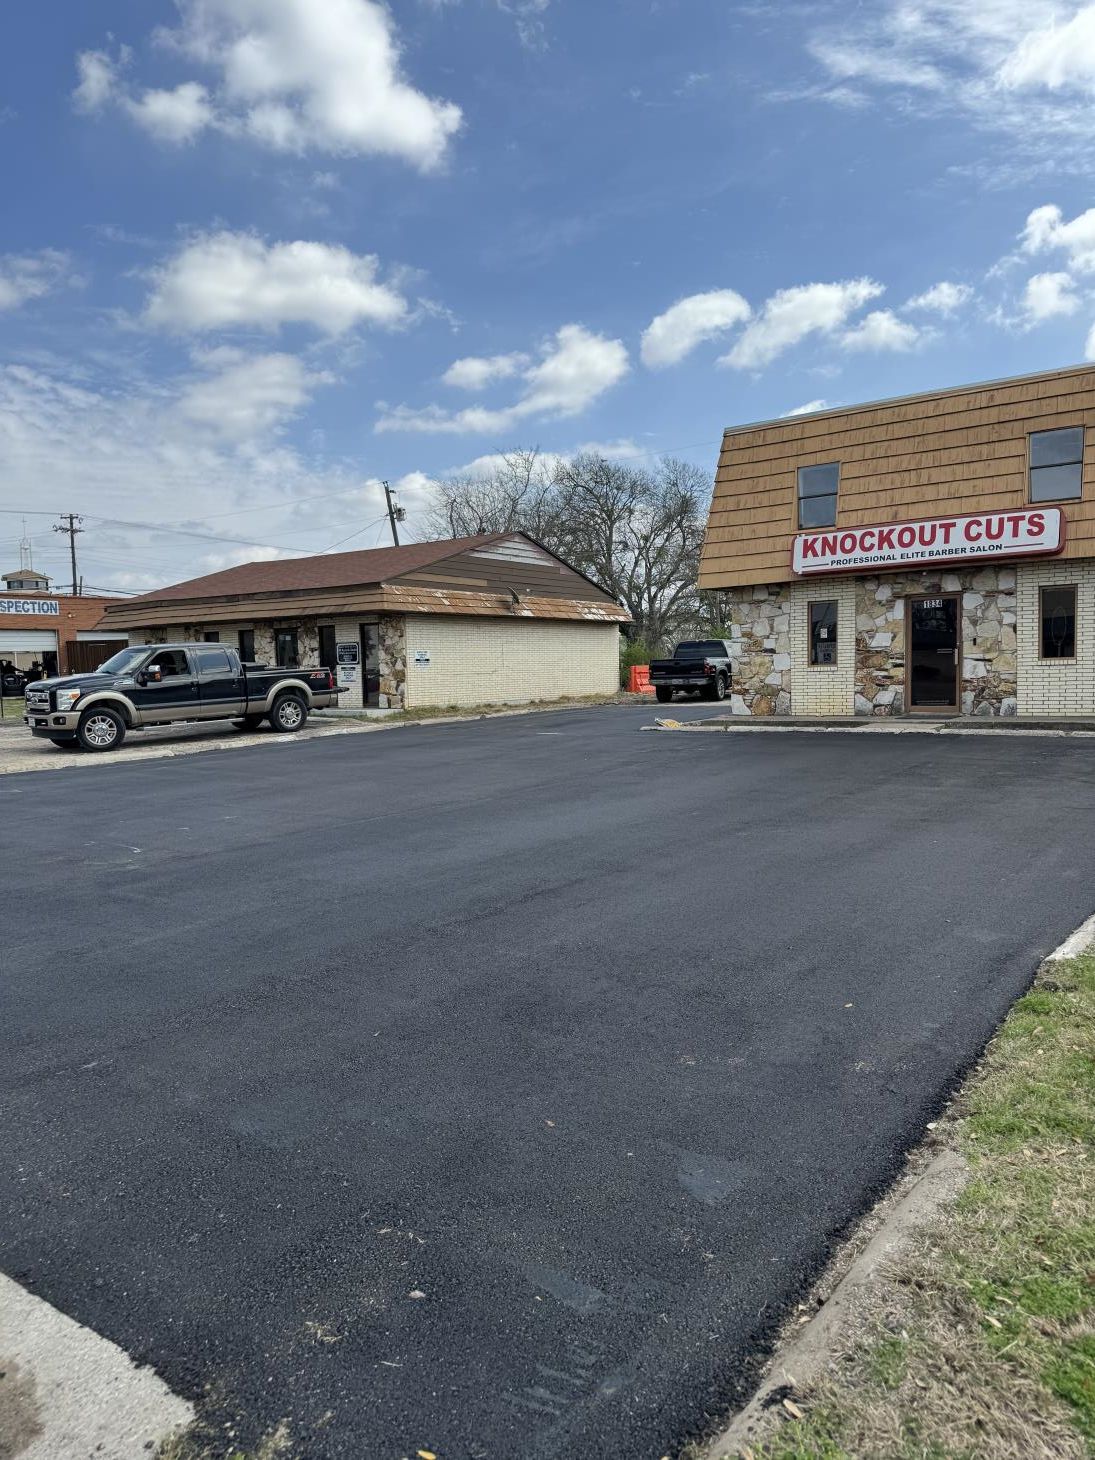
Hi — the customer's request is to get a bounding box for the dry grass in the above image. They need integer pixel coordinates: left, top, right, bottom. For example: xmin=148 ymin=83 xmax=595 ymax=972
xmin=742 ymin=955 xmax=1095 ymax=1460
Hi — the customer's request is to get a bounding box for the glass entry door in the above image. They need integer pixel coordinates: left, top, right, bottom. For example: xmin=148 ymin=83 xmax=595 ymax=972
xmin=907 ymin=596 xmax=960 ymax=711
xmin=359 ymin=621 xmax=381 ymax=707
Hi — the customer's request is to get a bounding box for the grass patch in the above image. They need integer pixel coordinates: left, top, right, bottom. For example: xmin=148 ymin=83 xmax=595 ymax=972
xmin=339 ymin=692 xmax=638 ymax=724
xmin=733 ymin=955 xmax=1095 ymax=1460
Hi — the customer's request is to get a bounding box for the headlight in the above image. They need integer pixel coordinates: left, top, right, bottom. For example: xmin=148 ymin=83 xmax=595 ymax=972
xmin=55 ymin=689 xmax=82 ymax=711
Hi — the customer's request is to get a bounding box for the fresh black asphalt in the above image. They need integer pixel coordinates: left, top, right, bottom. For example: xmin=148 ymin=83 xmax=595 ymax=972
xmin=3 ymin=710 xmax=1095 ymax=1459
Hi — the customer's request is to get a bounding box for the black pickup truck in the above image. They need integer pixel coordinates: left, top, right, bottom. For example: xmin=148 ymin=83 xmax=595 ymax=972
xmin=648 ymin=639 xmax=734 ymax=703
xmin=24 ymin=643 xmax=341 ymax=752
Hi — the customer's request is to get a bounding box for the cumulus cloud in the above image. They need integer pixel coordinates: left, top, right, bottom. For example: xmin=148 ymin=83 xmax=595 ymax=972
xmin=0 ymin=250 xmax=76 ymax=312
xmin=640 ymin=288 xmax=751 ymax=368
xmin=720 ymin=279 xmax=883 ymax=369
xmin=1021 ymin=271 xmax=1081 ymax=322
xmin=441 ymin=352 xmax=529 ymax=390
xmin=905 ymin=281 xmax=973 ymax=314
xmin=376 ymin=323 xmax=629 ymax=434
xmin=783 ymin=399 xmax=830 ymax=417
xmin=177 ymin=348 xmax=333 ymax=440
xmin=126 ymin=83 xmax=215 ymax=144
xmin=74 ymin=0 xmax=462 ymax=170
xmin=143 ymin=232 xmax=408 ymax=335
xmin=1021 ymin=203 xmax=1095 ymax=272
xmin=840 ymin=309 xmax=922 ymax=352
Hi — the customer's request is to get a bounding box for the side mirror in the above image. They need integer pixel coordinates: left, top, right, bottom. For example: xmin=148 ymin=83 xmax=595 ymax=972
xmin=142 ymin=667 xmax=163 ymax=684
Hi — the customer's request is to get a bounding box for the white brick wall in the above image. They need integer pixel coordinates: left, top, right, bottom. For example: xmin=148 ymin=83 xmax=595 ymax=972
xmin=1017 ymin=559 xmax=1095 ymax=716
xmin=788 ymin=580 xmax=856 ymax=715
xmin=403 ymin=615 xmax=619 ymax=709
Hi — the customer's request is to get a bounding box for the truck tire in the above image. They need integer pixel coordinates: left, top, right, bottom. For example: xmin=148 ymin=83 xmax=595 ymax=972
xmin=76 ymin=705 xmax=127 ymax=752
xmin=233 ymin=715 xmax=265 ymax=732
xmin=707 ymin=673 xmax=729 ymax=702
xmin=270 ymin=692 xmax=307 ymax=733
xmin=655 ymin=686 xmax=674 ymax=703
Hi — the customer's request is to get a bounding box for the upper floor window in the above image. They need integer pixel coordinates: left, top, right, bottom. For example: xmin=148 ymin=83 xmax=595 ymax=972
xmin=797 ymin=462 xmax=839 ymax=528
xmin=1030 ymin=427 xmax=1084 ymax=502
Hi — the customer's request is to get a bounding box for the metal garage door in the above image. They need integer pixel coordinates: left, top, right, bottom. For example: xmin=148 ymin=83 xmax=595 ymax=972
xmin=0 ymin=630 xmax=58 ymax=653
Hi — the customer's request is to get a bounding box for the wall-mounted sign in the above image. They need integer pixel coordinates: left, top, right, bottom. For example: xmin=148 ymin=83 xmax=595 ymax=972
xmin=793 ymin=507 xmax=1063 ymax=576
xmin=414 ymin=650 xmax=431 ymax=666
xmin=0 ymin=598 xmax=60 ymax=616
xmin=337 ymin=664 xmax=358 ymax=686
xmin=336 ymin=641 xmax=360 ymax=665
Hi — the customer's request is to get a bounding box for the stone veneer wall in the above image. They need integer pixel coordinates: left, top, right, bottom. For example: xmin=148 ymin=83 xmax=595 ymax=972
xmin=723 ymin=585 xmax=792 ymax=714
xmin=853 ymin=566 xmax=1017 ymax=716
xmin=377 ymin=615 xmax=406 ymax=709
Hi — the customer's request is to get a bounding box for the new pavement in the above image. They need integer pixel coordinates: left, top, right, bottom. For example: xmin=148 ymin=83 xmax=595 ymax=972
xmin=2 ymin=710 xmax=1094 ymax=1458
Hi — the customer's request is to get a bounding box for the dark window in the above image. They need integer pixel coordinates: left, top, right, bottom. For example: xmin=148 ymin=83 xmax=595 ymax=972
xmin=148 ymin=649 xmax=190 ymax=678
xmin=275 ymin=629 xmax=299 ymax=668
xmin=809 ymin=600 xmax=838 ymax=665
xmin=202 ymin=631 xmax=220 ymax=642
xmin=238 ymin=629 xmax=255 ymax=662
xmin=318 ymin=625 xmax=337 ymax=673
xmin=675 ymin=640 xmax=730 ymax=659
xmin=194 ymin=647 xmax=232 ymax=675
xmin=798 ymin=462 xmax=839 ymax=528
xmin=1030 ymin=427 xmax=1083 ymax=502
xmin=1040 ymin=585 xmax=1076 ymax=659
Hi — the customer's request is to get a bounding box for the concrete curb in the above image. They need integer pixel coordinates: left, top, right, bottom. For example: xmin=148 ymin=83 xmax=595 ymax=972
xmin=699 ymin=1149 xmax=970 ymax=1460
xmin=0 ymin=1272 xmax=193 ymax=1459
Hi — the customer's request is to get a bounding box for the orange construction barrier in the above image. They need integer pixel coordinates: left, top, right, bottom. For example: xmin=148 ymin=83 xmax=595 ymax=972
xmin=628 ymin=664 xmax=654 ymax=694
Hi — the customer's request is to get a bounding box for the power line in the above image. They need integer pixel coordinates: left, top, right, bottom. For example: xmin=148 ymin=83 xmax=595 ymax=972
xmin=318 ymin=513 xmax=393 ymax=554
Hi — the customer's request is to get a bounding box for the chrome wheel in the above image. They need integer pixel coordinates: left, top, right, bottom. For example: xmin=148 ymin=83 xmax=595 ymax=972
xmin=277 ymin=698 xmax=304 ymax=729
xmin=84 ymin=713 xmax=119 ymax=748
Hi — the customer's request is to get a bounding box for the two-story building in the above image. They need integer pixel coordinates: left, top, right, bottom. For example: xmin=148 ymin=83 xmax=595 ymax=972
xmin=698 ymin=363 xmax=1095 ymax=718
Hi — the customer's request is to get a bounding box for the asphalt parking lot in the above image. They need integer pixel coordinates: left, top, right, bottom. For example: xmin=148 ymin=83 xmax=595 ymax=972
xmin=3 ymin=707 xmax=1095 ymax=1459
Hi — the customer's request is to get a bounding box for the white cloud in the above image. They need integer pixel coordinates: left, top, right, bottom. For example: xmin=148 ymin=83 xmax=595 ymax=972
xmin=125 ymin=83 xmax=214 ymax=144
xmin=0 ymin=250 xmax=76 ymax=313
xmin=640 ymin=288 xmax=751 ymax=368
xmin=802 ymin=1 xmax=1095 ymax=162
xmin=998 ymin=6 xmax=1095 ymax=91
xmin=376 ymin=323 xmax=629 ymax=434
xmin=441 ymin=352 xmax=529 ymax=390
xmin=1021 ymin=271 xmax=1081 ymax=322
xmin=73 ymin=49 xmax=123 ymax=111
xmin=1021 ymin=203 xmax=1095 ymax=272
xmin=783 ymin=399 xmax=829 ymax=417
xmin=720 ymin=279 xmax=883 ymax=369
xmin=840 ymin=309 xmax=922 ymax=352
xmin=143 ymin=232 xmax=408 ymax=335
xmin=0 ymin=358 xmax=430 ymax=591
xmin=76 ymin=0 xmax=463 ymax=170
xmin=1085 ymin=320 xmax=1095 ymax=359
xmin=905 ymin=281 xmax=973 ymax=314
xmin=177 ymin=348 xmax=332 ymax=440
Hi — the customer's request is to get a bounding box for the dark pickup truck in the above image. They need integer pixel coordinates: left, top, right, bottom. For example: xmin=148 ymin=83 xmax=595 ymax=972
xmin=648 ymin=639 xmax=734 ymax=703
xmin=24 ymin=642 xmax=341 ymax=752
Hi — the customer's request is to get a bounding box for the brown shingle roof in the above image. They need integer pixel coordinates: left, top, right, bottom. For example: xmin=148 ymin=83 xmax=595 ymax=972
xmin=128 ymin=534 xmax=508 ymax=605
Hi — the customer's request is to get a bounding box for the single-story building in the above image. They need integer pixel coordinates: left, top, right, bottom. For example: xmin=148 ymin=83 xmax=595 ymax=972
xmin=100 ymin=532 xmax=630 ymax=710
xmin=698 ymin=362 xmax=1095 ymax=717
xmin=0 ymin=564 xmax=128 ymax=682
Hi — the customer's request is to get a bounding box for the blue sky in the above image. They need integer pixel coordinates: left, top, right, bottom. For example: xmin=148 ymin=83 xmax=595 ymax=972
xmin=5 ymin=0 xmax=1095 ymax=591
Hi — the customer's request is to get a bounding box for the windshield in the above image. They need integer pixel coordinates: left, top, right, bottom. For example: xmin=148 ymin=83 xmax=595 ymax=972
xmin=94 ymin=647 xmax=151 ymax=676
xmin=675 ymin=641 xmax=725 ymax=659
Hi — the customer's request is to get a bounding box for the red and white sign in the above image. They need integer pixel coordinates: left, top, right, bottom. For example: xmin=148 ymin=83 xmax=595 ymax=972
xmin=792 ymin=507 xmax=1063 ymax=576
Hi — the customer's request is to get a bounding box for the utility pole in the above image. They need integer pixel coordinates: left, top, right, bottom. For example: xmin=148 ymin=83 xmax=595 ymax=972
xmin=53 ymin=514 xmax=84 ymax=595
xmin=382 ymin=480 xmax=405 ymax=547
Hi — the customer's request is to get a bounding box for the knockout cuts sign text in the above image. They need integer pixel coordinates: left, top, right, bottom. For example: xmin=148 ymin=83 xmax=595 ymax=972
xmin=792 ymin=507 xmax=1063 ymax=576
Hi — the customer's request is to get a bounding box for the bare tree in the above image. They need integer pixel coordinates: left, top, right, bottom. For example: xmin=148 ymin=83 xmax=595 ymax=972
xmin=426 ymin=448 xmax=713 ymax=650
xmin=425 ymin=449 xmax=562 ymax=542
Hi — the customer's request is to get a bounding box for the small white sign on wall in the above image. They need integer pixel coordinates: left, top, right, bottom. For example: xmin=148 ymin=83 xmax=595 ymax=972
xmin=337 ymin=665 xmax=358 ymax=687
xmin=414 ymin=650 xmax=431 ymax=667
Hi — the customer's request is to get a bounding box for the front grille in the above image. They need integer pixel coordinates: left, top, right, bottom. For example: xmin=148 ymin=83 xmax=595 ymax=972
xmin=25 ymin=691 xmax=49 ymax=709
